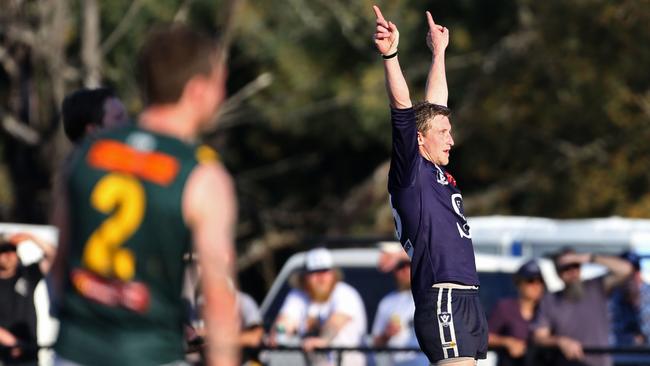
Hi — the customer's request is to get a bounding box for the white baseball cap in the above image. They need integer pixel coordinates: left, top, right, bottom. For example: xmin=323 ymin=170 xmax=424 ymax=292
xmin=304 ymin=247 xmax=333 ymax=273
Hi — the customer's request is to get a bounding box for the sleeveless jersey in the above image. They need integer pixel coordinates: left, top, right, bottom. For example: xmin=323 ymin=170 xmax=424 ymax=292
xmin=55 ymin=124 xmax=215 ymax=365
xmin=388 ymin=107 xmax=479 ymax=301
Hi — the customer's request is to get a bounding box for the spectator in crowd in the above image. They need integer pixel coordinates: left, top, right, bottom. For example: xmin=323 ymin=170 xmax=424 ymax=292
xmin=61 ymin=87 xmax=128 ymax=144
xmin=372 ymin=245 xmax=428 ymax=366
xmin=0 ymin=232 xmax=55 ymax=366
xmin=608 ymin=251 xmax=650 ymax=365
xmin=236 ymin=292 xmax=264 ymax=366
xmin=609 ymin=251 xmax=648 ymax=346
xmin=271 ymin=247 xmax=366 ymax=366
xmin=531 ymin=248 xmax=633 ymax=366
xmin=185 ymin=287 xmax=264 ymax=365
xmin=181 ymin=254 xmax=262 ymax=364
xmin=488 ymin=259 xmax=545 ymax=366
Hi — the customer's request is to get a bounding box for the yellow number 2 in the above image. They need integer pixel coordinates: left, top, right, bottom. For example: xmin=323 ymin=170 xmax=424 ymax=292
xmin=82 ymin=173 xmax=145 ymax=281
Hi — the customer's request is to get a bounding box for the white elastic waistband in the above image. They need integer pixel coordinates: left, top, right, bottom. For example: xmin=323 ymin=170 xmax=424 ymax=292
xmin=433 ymin=282 xmax=479 ymax=290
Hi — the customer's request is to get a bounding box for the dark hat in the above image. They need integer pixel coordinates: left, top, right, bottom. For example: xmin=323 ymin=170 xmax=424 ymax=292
xmin=621 ymin=251 xmax=641 ymax=271
xmin=515 ymin=259 xmax=542 ymax=279
xmin=0 ymin=242 xmax=16 ymax=253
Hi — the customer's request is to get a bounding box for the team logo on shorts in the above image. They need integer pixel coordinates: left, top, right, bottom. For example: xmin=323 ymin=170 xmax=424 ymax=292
xmin=438 ymin=312 xmax=452 ymax=327
xmin=442 ymin=341 xmax=457 ymax=348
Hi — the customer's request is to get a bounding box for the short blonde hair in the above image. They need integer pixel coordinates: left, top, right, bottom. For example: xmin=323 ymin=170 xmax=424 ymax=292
xmin=414 ymin=102 xmax=451 ymax=133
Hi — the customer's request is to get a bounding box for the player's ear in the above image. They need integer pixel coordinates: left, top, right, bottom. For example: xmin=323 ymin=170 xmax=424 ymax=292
xmin=183 ymin=75 xmax=209 ymax=103
xmin=417 ymin=131 xmax=424 ymax=146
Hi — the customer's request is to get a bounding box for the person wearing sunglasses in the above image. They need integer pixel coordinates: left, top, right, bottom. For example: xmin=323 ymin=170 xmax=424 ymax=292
xmin=531 ymin=248 xmax=633 ymax=366
xmin=487 ymin=260 xmax=545 ymax=366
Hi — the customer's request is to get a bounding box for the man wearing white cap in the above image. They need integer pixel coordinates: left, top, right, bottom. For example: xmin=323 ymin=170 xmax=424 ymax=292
xmin=272 ymin=247 xmax=366 ymax=366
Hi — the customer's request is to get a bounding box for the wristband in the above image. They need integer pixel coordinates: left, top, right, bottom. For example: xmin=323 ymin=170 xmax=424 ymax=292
xmin=382 ymin=51 xmax=398 ymax=60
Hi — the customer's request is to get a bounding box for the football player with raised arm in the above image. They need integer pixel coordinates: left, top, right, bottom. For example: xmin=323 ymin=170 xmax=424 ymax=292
xmin=373 ymin=5 xmax=488 ymax=365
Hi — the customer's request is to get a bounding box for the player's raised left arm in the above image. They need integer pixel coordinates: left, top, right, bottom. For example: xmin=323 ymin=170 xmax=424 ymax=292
xmin=9 ymin=232 xmax=56 ymax=274
xmin=424 ymin=11 xmax=449 ymax=106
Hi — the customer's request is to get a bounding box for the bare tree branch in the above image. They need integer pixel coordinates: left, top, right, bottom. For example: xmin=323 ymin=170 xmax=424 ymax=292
xmin=318 ymin=0 xmax=366 ymax=50
xmin=210 ymin=72 xmax=273 ymax=130
xmin=215 ymin=0 xmax=243 ymax=62
xmin=0 ymin=45 xmax=19 ymax=79
xmin=173 ymin=0 xmax=194 ymax=22
xmin=287 ymin=0 xmax=325 ymax=29
xmin=237 ymin=231 xmax=300 ymax=272
xmin=82 ymin=0 xmax=102 ymax=87
xmin=0 ymin=111 xmax=40 ymax=145
xmin=100 ymin=0 xmax=144 ymax=57
xmin=38 ymin=0 xmax=70 ymax=107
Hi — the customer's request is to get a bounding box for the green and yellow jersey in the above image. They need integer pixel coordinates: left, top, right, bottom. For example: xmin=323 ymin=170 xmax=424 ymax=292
xmin=55 ymin=124 xmax=218 ymax=366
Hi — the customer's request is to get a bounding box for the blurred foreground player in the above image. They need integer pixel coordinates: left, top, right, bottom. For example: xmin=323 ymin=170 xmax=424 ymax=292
xmin=373 ymin=5 xmax=487 ymax=365
xmin=52 ymin=25 xmax=239 ymax=366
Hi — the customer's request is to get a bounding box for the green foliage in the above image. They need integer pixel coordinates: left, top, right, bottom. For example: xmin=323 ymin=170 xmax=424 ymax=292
xmin=2 ymin=0 xmax=649 ymax=232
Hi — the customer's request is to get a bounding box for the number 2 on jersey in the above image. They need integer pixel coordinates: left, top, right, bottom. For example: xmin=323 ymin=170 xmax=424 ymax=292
xmin=82 ymin=173 xmax=145 ymax=281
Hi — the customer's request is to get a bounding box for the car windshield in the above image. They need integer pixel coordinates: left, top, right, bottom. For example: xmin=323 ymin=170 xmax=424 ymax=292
xmin=262 ymin=266 xmax=518 ymax=333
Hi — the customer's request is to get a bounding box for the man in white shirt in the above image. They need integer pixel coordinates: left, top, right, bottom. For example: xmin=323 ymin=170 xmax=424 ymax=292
xmin=373 ymin=245 xmax=428 ymax=366
xmin=272 ymin=248 xmax=366 ymax=366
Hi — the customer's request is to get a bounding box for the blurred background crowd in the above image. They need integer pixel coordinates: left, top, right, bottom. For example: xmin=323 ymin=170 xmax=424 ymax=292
xmin=4 ymin=230 xmax=650 ymax=366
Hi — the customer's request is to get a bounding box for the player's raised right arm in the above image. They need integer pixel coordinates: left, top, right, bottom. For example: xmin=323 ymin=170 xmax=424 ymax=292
xmin=184 ymin=163 xmax=240 ymax=366
xmin=373 ymin=5 xmax=411 ymax=109
xmin=424 ymin=11 xmax=449 ymax=106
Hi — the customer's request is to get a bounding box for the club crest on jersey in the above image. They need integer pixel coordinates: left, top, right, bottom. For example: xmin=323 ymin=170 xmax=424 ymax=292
xmin=438 ymin=312 xmax=452 ymax=327
xmin=435 ymin=169 xmax=449 ymax=186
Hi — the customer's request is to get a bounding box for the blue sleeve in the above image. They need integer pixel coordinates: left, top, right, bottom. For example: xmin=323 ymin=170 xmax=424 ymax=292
xmin=388 ymin=107 xmax=419 ymax=189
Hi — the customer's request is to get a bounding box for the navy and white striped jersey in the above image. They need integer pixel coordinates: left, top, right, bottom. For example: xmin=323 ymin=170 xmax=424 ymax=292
xmin=388 ymin=107 xmax=479 ymax=300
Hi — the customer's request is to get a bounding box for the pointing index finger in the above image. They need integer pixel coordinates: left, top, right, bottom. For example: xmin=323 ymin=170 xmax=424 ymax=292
xmin=426 ymin=11 xmax=436 ymax=30
xmin=373 ymin=5 xmax=386 ymax=23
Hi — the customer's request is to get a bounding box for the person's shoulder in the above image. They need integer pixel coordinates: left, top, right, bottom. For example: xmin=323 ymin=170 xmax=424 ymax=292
xmin=335 ymin=281 xmax=362 ymax=296
xmin=239 ymin=291 xmax=257 ymax=305
xmin=538 ymin=290 xmax=559 ymax=308
xmin=285 ymin=288 xmax=309 ymax=303
xmin=185 ymin=161 xmax=233 ymax=202
xmin=332 ymin=282 xmax=365 ymax=305
xmin=377 ymin=290 xmax=399 ymax=307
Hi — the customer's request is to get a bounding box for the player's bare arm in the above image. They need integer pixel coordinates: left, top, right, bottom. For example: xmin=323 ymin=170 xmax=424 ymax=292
xmin=373 ymin=5 xmax=412 ymax=109
xmin=184 ymin=162 xmax=240 ymax=366
xmin=424 ymin=11 xmax=449 ymax=106
xmin=559 ymin=252 xmax=634 ymax=293
xmin=9 ymin=232 xmax=56 ymax=274
xmin=533 ymin=327 xmax=585 ymax=360
xmin=302 ymin=313 xmax=352 ymax=351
